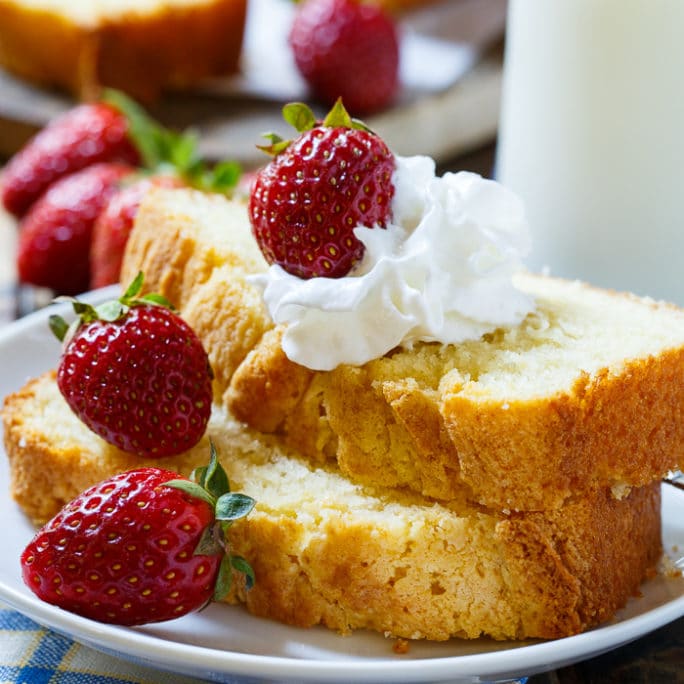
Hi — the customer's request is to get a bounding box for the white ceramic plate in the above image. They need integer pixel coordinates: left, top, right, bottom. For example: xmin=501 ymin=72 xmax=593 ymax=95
xmin=1 ymin=292 xmax=683 ymax=684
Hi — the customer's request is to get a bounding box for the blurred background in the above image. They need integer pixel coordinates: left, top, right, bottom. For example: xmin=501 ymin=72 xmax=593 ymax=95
xmin=3 ymin=0 xmax=684 ymax=311
xmin=0 ymin=0 xmax=506 ymax=321
xmin=0 ymin=0 xmax=506 ymax=169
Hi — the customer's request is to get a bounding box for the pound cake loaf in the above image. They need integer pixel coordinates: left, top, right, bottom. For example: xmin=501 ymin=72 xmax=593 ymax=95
xmin=0 ymin=0 xmax=247 ymax=101
xmin=2 ymin=371 xmax=662 ymax=641
xmin=121 ymin=187 xmax=684 ymax=512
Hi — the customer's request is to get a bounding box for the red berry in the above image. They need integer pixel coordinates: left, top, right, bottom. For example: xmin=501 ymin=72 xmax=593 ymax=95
xmin=21 ymin=451 xmax=255 ymax=626
xmin=249 ymin=103 xmax=395 ymax=279
xmin=90 ymin=175 xmax=184 ymax=290
xmin=17 ymin=162 xmax=134 ymax=295
xmin=289 ymin=0 xmax=400 ymax=115
xmin=53 ymin=278 xmax=213 ymax=457
xmin=1 ymin=103 xmax=140 ymax=217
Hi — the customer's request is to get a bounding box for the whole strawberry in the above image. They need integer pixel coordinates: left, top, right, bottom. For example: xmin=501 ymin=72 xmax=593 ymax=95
xmin=17 ymin=162 xmax=134 ymax=295
xmin=249 ymin=100 xmax=395 ymax=278
xmin=289 ymin=0 xmax=400 ymax=115
xmin=50 ymin=273 xmax=213 ymax=458
xmin=1 ymin=102 xmax=140 ymax=218
xmin=90 ymin=174 xmax=185 ymax=289
xmin=21 ymin=444 xmax=255 ymax=626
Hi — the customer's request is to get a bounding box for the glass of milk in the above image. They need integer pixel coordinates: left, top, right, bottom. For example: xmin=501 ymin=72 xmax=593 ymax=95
xmin=496 ymin=0 xmax=684 ymax=304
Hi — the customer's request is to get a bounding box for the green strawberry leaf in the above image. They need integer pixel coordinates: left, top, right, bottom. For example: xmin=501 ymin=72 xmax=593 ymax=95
xmin=94 ymin=300 xmax=127 ymax=322
xmin=215 ymin=492 xmax=256 ymax=522
xmin=71 ymin=300 xmax=101 ymax=323
xmin=203 ymin=441 xmax=231 ymax=500
xmin=119 ymin=273 xmax=175 ymax=311
xmin=322 ymin=98 xmax=353 ymax=129
xmin=103 ymin=88 xmax=241 ymax=196
xmin=102 ymin=89 xmax=166 ymax=170
xmin=214 ymin=553 xmax=234 ymax=601
xmin=122 ymin=271 xmax=145 ymax=299
xmin=48 ymin=314 xmax=69 ymax=342
xmin=351 ymin=117 xmax=375 ymax=134
xmin=164 ymin=478 xmax=216 ymax=507
xmin=230 ymin=556 xmax=255 ymax=590
xmin=283 ymin=102 xmax=317 ymax=132
xmin=167 ymin=129 xmax=200 ymax=171
xmin=191 ymin=465 xmax=209 ymax=488
xmin=193 ymin=525 xmax=223 ymax=556
xmin=256 ymin=132 xmax=291 ymax=156
xmin=206 ymin=161 xmax=242 ymax=193
xmin=137 ymin=292 xmax=176 ymax=310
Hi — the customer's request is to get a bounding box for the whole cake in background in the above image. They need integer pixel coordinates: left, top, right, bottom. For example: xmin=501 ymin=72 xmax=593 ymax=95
xmin=0 ymin=0 xmax=250 ymax=101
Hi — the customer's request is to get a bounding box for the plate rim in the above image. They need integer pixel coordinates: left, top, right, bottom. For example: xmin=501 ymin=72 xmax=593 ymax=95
xmin=0 ymin=291 xmax=683 ymax=683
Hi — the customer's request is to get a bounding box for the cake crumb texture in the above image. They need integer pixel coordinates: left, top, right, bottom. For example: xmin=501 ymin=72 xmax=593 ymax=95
xmin=2 ymin=372 xmax=663 ymax=641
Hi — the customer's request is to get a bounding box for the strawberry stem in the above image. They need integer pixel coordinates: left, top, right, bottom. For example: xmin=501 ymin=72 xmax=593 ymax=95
xmin=258 ymin=98 xmax=376 ymax=159
xmin=49 ymin=273 xmax=176 ymax=345
xmin=165 ymin=440 xmax=256 ymax=598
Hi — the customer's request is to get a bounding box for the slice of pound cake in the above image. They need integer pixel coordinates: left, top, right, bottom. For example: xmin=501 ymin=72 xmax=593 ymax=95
xmin=2 ymin=372 xmax=662 ymax=641
xmin=121 ymin=187 xmax=684 ymax=511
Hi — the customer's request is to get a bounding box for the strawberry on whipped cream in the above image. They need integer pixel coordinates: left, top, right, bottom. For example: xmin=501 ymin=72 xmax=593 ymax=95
xmin=251 ymin=155 xmax=535 ymax=371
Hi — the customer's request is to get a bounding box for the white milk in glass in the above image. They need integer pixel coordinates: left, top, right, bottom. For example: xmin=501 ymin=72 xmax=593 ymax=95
xmin=497 ymin=0 xmax=684 ymax=304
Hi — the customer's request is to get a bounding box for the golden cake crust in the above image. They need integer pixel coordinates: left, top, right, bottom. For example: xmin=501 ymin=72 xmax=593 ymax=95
xmin=2 ymin=371 xmax=663 ymax=641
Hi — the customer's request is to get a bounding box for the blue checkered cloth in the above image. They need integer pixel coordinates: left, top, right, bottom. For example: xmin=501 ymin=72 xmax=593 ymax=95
xmin=0 ymin=602 xmax=530 ymax=684
xmin=0 ymin=603 xmax=207 ymax=684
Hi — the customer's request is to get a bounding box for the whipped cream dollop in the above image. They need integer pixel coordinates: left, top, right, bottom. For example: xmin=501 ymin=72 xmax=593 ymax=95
xmin=251 ymin=155 xmax=535 ymax=371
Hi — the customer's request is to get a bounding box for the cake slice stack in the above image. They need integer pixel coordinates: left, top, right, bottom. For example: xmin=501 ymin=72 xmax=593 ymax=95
xmin=4 ymin=187 xmax=684 ymax=641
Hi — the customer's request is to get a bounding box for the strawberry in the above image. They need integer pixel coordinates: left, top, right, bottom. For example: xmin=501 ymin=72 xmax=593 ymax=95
xmin=16 ymin=162 xmax=134 ymax=295
xmin=7 ymin=89 xmax=242 ymax=295
xmin=288 ymin=0 xmax=400 ymax=115
xmin=248 ymin=100 xmax=395 ymax=279
xmin=50 ymin=273 xmax=213 ymax=458
xmin=21 ymin=443 xmax=255 ymax=626
xmin=1 ymin=102 xmax=140 ymax=218
xmin=90 ymin=174 xmax=185 ymax=289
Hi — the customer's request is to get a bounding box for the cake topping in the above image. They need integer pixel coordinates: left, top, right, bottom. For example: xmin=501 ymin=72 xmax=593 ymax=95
xmin=248 ymin=100 xmax=395 ymax=279
xmin=252 ymin=151 xmax=535 ymax=371
xmin=50 ymin=273 xmax=214 ymax=458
